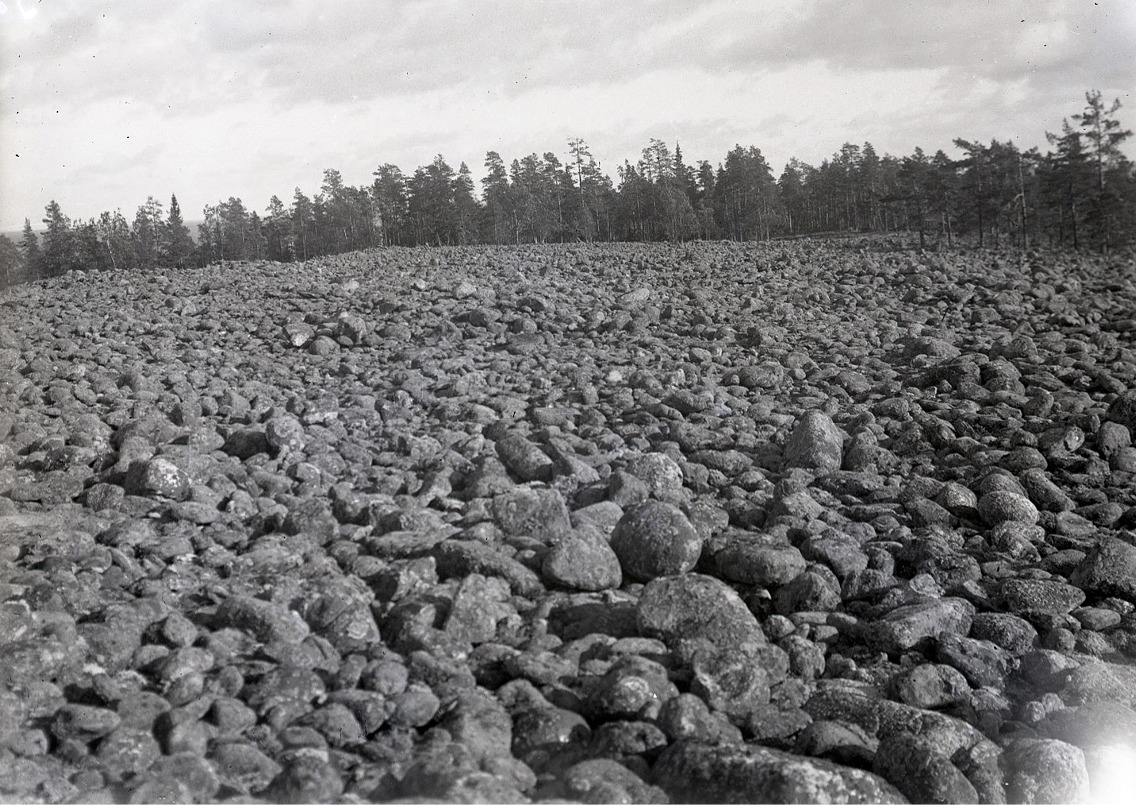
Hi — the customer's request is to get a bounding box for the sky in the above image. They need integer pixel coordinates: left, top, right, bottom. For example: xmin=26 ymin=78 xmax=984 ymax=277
xmin=1 ymin=0 xmax=1134 ymax=232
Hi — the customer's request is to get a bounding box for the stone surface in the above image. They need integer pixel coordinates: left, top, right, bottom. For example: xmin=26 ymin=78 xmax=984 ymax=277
xmin=4 ymin=242 xmax=1136 ymax=803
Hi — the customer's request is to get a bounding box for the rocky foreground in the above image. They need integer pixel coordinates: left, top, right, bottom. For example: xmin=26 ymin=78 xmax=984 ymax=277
xmin=2 ymin=240 xmax=1136 ymax=803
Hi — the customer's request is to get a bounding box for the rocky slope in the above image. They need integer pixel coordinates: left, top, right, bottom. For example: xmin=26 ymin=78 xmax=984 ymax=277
xmin=2 ymin=239 xmax=1136 ymax=803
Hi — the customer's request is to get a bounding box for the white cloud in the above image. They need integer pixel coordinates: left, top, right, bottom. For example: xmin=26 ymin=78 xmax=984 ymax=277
xmin=1 ymin=0 xmax=1133 ymax=230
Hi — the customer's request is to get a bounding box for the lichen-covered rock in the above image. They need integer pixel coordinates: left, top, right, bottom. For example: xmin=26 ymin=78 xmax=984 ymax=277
xmin=610 ymin=500 xmax=703 ymax=581
xmin=781 ymin=410 xmax=844 ymax=474
xmin=653 ymin=740 xmax=906 ymax=803
xmin=637 ymin=573 xmax=765 ymax=664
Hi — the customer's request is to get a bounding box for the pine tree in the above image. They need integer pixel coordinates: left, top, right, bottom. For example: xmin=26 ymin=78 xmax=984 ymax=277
xmin=163 ymin=194 xmax=195 ymax=268
xmin=0 ymin=233 xmax=23 ymax=287
xmin=1073 ymin=91 xmax=1133 ymax=251
xmin=20 ymin=219 xmax=43 ymax=280
xmin=41 ymin=200 xmax=76 ymax=276
xmin=132 ymin=196 xmax=165 ymax=268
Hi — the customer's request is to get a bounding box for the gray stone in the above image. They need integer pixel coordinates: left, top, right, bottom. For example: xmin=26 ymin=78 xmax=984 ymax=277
xmin=265 ymin=414 xmax=305 ymax=456
xmin=215 ymin=595 xmax=310 ymax=644
xmin=935 ymin=633 xmax=1013 ymax=690
xmin=653 ymin=740 xmax=906 ymax=803
xmin=867 ymin=597 xmax=975 ymax=654
xmin=891 ymin=663 xmax=971 ymax=709
xmin=1003 ymin=738 xmax=1090 ymax=804
xmin=491 ymin=484 xmax=572 ymax=543
xmin=496 ymin=431 xmax=554 ymax=482
xmin=443 ymin=573 xmax=514 ymax=644
xmin=610 ymin=500 xmax=703 ymax=582
xmin=970 ymin=612 xmax=1039 ymax=656
xmin=638 ymin=573 xmax=766 ymax=665
xmin=1000 ymin=578 xmax=1086 ymax=620
xmin=710 ymin=535 xmax=807 ymax=587
xmin=782 ymin=409 xmax=844 ymax=474
xmin=542 ymin=526 xmax=623 ymax=591
xmin=979 ymin=491 xmax=1040 ymax=525
xmin=873 ymin=734 xmax=979 ymax=804
xmin=626 ymin=452 xmax=686 ymax=500
xmin=1070 ymin=536 xmax=1136 ymax=600
xmin=560 ymin=758 xmax=666 ymax=804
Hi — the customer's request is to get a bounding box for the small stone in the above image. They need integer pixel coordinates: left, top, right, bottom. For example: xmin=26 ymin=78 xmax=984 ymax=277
xmin=970 ymin=612 xmax=1038 ymax=656
xmin=265 ymin=414 xmax=305 ymax=455
xmin=892 ymin=664 xmax=971 ymax=709
xmin=935 ymin=633 xmax=1012 ymax=690
xmin=94 ymin=727 xmax=161 ymax=781
xmin=873 ymin=734 xmax=979 ymax=803
xmin=443 ymin=573 xmax=514 ymax=644
xmin=625 ymin=452 xmax=686 ymax=500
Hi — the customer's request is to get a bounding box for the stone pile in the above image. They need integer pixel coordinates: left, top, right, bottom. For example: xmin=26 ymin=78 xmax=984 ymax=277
xmin=1 ymin=240 xmax=1135 ymax=802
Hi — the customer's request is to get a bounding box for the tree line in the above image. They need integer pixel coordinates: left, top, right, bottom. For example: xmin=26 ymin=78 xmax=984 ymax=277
xmin=2 ymin=90 xmax=1132 ymax=287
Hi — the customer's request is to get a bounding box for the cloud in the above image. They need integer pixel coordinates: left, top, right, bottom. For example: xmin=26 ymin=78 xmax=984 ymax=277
xmin=1 ymin=0 xmax=1133 ymax=230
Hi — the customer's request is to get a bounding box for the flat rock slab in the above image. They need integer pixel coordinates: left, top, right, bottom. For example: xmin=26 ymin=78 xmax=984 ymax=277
xmin=653 ymin=740 xmax=906 ymax=803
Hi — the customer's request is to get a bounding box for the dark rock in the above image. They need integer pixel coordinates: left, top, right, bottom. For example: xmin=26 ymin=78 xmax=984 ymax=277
xmin=265 ymin=414 xmax=305 ymax=456
xmin=52 ymin=704 xmax=121 ymax=742
xmin=656 ymin=693 xmax=744 ymax=745
xmin=586 ymin=655 xmax=679 ymax=722
xmin=94 ymin=727 xmax=161 ymax=781
xmin=432 ymin=539 xmax=544 ymax=597
xmin=979 ymin=491 xmax=1040 ymax=525
xmin=936 ymin=633 xmax=1013 ymax=690
xmin=558 ymin=757 xmax=667 ymax=804
xmin=873 ymin=734 xmax=979 ymax=804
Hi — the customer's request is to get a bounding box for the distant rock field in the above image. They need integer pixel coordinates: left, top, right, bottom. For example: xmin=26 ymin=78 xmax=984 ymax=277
xmin=2 ymin=240 xmax=1136 ymax=803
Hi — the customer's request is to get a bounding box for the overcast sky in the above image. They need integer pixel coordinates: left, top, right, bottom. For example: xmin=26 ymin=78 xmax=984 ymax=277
xmin=1 ymin=0 xmax=1133 ymax=232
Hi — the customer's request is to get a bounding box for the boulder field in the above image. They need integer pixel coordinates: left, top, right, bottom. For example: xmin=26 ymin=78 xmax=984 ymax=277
xmin=1 ymin=239 xmax=1135 ymax=802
